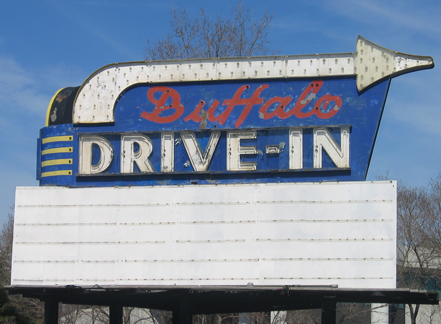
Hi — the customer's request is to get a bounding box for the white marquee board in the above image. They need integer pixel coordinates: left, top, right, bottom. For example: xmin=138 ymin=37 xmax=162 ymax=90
xmin=12 ymin=181 xmax=396 ymax=289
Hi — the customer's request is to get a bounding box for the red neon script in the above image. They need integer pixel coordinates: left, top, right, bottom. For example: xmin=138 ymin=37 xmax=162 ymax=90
xmin=185 ymin=85 xmax=268 ymax=128
xmin=259 ymin=81 xmax=341 ymax=120
xmin=143 ymin=81 xmax=341 ymax=127
xmin=141 ymin=87 xmax=184 ymax=124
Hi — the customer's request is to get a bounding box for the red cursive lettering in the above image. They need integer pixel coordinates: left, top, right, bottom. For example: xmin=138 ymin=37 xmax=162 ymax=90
xmin=259 ymin=96 xmax=293 ymax=120
xmin=184 ymin=100 xmax=222 ymax=123
xmin=144 ymin=82 xmax=342 ymax=127
xmin=313 ymin=94 xmax=342 ymax=119
xmin=141 ymin=87 xmax=184 ymax=124
xmin=290 ymin=81 xmax=323 ymax=118
xmin=258 ymin=81 xmax=341 ymax=120
xmin=184 ymin=100 xmax=205 ymax=123
xmin=184 ymin=85 xmax=268 ymax=128
xmin=227 ymin=85 xmax=269 ymax=128
xmin=277 ymin=81 xmax=323 ymax=119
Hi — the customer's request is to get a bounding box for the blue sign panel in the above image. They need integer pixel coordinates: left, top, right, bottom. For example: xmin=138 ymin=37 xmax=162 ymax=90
xmin=38 ymin=76 xmax=390 ymax=187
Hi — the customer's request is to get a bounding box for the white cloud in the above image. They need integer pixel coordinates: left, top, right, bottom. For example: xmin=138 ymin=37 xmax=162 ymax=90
xmin=273 ymin=0 xmax=441 ymax=52
xmin=0 ymin=64 xmax=48 ymax=125
xmin=0 ymin=57 xmax=56 ymax=115
xmin=327 ymin=0 xmax=441 ymax=36
xmin=0 ymin=55 xmax=86 ymax=167
xmin=0 ymin=55 xmax=86 ymax=116
xmin=0 ymin=56 xmax=72 ymax=223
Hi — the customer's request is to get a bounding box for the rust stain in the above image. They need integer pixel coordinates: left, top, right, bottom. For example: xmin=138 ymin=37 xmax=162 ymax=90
xmin=199 ymin=109 xmax=208 ymax=130
xmin=55 ymin=94 xmax=68 ymax=102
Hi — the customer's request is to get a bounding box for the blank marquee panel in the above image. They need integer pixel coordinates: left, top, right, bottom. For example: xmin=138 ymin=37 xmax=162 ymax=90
xmin=12 ymin=181 xmax=396 ymax=289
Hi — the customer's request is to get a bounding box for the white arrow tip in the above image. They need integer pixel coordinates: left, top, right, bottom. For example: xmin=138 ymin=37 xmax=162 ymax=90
xmin=355 ymin=36 xmax=434 ymax=91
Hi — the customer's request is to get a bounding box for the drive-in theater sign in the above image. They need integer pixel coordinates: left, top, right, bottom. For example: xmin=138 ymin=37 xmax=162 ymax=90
xmin=9 ymin=37 xmax=438 ymax=323
xmin=37 ymin=37 xmax=424 ymax=186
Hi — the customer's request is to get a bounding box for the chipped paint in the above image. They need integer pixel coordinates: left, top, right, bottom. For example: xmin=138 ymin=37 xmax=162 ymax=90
xmin=72 ymin=36 xmax=433 ymax=124
xmin=38 ymin=37 xmax=434 ymax=187
xmin=279 ymin=142 xmax=286 ymax=151
xmin=300 ymin=92 xmax=316 ymax=105
xmin=199 ymin=109 xmax=208 ymax=130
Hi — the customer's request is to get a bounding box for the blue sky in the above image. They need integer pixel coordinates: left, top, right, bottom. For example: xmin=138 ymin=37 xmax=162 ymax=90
xmin=0 ymin=0 xmax=440 ymax=224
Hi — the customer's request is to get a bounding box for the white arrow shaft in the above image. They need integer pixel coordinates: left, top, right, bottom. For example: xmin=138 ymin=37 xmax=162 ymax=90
xmin=72 ymin=36 xmax=433 ymax=124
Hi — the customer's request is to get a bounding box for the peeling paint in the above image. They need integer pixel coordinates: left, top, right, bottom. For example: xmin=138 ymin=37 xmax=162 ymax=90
xmin=199 ymin=110 xmax=208 ymax=130
xmin=50 ymin=108 xmax=58 ymax=123
xmin=55 ymin=93 xmax=68 ymax=103
xmin=300 ymin=93 xmax=316 ymax=105
xmin=279 ymin=142 xmax=285 ymax=151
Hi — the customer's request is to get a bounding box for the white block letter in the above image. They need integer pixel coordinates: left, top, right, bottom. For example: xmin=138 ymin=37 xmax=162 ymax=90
xmin=313 ymin=126 xmax=350 ymax=168
xmin=79 ymin=135 xmax=113 ymax=174
xmin=161 ymin=132 xmax=174 ymax=172
xmin=227 ymin=131 xmax=257 ymax=171
xmin=181 ymin=131 xmax=220 ymax=171
xmin=121 ymin=134 xmax=154 ymax=173
xmin=289 ymin=128 xmax=303 ymax=170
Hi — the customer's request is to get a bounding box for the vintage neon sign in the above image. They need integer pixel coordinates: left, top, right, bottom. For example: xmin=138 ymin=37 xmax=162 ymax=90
xmin=37 ymin=36 xmax=433 ymax=187
xmin=77 ymin=127 xmax=350 ymax=175
xmin=140 ymin=81 xmax=340 ymax=128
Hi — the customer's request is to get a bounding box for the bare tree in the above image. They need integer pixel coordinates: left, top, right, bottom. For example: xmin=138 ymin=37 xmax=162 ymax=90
xmin=124 ymin=307 xmax=159 ymax=324
xmin=59 ymin=306 xmax=167 ymax=324
xmin=0 ymin=210 xmax=44 ymax=323
xmin=0 ymin=211 xmax=14 ymax=286
xmin=239 ymin=312 xmax=269 ymax=324
xmin=145 ymin=2 xmax=273 ymax=60
xmin=396 ymin=175 xmax=441 ymax=324
xmin=336 ymin=303 xmax=371 ymax=324
xmin=59 ymin=304 xmax=85 ymax=324
xmin=150 ymin=309 xmax=172 ymax=324
xmin=283 ymin=309 xmax=320 ymax=324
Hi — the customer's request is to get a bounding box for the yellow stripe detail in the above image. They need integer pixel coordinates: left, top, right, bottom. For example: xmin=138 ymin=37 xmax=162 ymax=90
xmin=45 ymin=88 xmax=64 ymax=127
xmin=41 ymin=170 xmax=73 ymax=178
xmin=42 ymin=147 xmax=73 ymax=155
xmin=42 ymin=136 xmax=73 ymax=144
xmin=41 ymin=159 xmax=73 ymax=167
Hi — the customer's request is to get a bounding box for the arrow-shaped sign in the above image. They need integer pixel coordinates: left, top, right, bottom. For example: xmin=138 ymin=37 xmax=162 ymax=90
xmin=72 ymin=36 xmax=434 ymax=124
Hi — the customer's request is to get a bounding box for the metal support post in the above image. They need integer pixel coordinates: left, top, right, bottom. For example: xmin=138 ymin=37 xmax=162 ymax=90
xmin=321 ymin=298 xmax=336 ymax=324
xmin=172 ymin=298 xmax=192 ymax=324
xmin=44 ymin=300 xmax=59 ymax=324
xmin=109 ymin=305 xmax=123 ymax=324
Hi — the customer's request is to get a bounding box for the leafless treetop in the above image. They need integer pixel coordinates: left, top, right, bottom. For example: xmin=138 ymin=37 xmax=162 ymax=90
xmin=145 ymin=2 xmax=274 ymax=60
